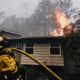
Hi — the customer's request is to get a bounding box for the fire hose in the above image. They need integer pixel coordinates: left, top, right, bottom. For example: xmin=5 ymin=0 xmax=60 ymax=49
xmin=12 ymin=48 xmax=62 ymax=80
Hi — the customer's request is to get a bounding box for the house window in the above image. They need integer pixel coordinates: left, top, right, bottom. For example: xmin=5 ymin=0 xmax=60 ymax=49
xmin=50 ymin=41 xmax=61 ymax=55
xmin=25 ymin=40 xmax=34 ymax=54
xmin=50 ymin=48 xmax=60 ymax=55
xmin=25 ymin=48 xmax=33 ymax=54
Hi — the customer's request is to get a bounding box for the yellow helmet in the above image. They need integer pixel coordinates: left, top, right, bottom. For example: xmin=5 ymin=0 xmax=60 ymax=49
xmin=0 ymin=36 xmax=8 ymax=49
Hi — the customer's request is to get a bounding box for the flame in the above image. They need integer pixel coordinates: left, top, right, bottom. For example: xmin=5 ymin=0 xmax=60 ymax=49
xmin=50 ymin=28 xmax=63 ymax=36
xmin=55 ymin=10 xmax=70 ymax=28
xmin=50 ymin=10 xmax=76 ymax=36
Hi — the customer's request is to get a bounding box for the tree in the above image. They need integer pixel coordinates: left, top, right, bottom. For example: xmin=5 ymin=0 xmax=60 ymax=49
xmin=62 ymin=17 xmax=80 ymax=80
xmin=58 ymin=0 xmax=76 ymax=17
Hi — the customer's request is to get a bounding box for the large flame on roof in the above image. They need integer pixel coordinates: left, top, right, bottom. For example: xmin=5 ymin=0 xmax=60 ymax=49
xmin=55 ymin=10 xmax=70 ymax=28
xmin=50 ymin=10 xmax=75 ymax=36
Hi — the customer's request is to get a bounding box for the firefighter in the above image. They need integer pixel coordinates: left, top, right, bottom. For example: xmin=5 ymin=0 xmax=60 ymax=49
xmin=0 ymin=35 xmax=23 ymax=80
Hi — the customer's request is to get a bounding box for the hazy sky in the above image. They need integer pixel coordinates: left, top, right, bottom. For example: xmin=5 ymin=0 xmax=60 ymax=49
xmin=0 ymin=0 xmax=79 ymax=18
xmin=0 ymin=0 xmax=40 ymax=17
xmin=72 ymin=0 xmax=80 ymax=9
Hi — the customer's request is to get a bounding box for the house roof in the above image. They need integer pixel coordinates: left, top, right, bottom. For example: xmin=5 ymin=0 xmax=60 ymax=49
xmin=8 ymin=36 xmax=64 ymax=41
xmin=0 ymin=29 xmax=21 ymax=36
xmin=21 ymin=36 xmax=63 ymax=39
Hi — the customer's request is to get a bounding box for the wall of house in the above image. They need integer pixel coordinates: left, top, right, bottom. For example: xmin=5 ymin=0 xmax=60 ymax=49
xmin=21 ymin=38 xmax=64 ymax=66
xmin=8 ymin=38 xmax=64 ymax=66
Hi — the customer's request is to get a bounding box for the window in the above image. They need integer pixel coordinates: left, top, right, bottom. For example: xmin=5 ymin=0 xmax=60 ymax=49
xmin=25 ymin=40 xmax=34 ymax=54
xmin=50 ymin=48 xmax=60 ymax=55
xmin=50 ymin=41 xmax=61 ymax=55
xmin=25 ymin=48 xmax=33 ymax=54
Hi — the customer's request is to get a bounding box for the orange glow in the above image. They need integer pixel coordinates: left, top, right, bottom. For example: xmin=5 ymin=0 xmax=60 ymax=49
xmin=50 ymin=10 xmax=76 ymax=36
xmin=55 ymin=10 xmax=70 ymax=28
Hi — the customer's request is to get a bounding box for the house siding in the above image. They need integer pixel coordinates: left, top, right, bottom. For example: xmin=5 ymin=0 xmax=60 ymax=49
xmin=20 ymin=38 xmax=64 ymax=66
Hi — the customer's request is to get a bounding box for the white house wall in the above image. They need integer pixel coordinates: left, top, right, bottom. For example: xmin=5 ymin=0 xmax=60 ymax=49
xmin=21 ymin=41 xmax=64 ymax=66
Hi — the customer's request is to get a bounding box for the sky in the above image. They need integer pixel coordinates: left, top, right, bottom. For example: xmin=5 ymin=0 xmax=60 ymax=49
xmin=0 ymin=0 xmax=40 ymax=18
xmin=0 ymin=0 xmax=79 ymax=18
xmin=72 ymin=0 xmax=80 ymax=9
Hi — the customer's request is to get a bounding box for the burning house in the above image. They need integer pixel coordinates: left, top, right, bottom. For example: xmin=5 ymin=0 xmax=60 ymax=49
xmin=7 ymin=10 xmax=78 ymax=80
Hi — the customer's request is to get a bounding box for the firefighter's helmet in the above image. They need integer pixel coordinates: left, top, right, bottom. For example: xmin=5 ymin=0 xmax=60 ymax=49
xmin=0 ymin=36 xmax=8 ymax=49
